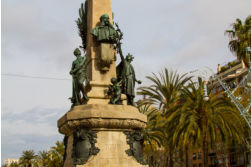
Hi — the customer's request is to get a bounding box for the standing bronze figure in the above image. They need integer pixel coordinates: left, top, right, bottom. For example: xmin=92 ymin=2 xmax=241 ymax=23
xmin=70 ymin=48 xmax=89 ymax=108
xmin=115 ymin=23 xmax=141 ymax=106
xmin=117 ymin=53 xmax=141 ymax=105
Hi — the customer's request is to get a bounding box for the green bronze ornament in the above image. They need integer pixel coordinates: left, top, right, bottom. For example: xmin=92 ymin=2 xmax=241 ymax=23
xmin=69 ymin=48 xmax=89 ymax=108
xmin=72 ymin=127 xmax=100 ymax=165
xmin=124 ymin=131 xmax=147 ymax=165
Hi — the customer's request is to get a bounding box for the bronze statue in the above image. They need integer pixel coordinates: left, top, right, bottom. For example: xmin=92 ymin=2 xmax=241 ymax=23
xmin=107 ymin=78 xmax=122 ymax=104
xmin=117 ymin=53 xmax=141 ymax=106
xmin=91 ymin=14 xmax=117 ymax=43
xmin=114 ymin=23 xmax=141 ymax=106
xmin=69 ymin=48 xmax=89 ymax=108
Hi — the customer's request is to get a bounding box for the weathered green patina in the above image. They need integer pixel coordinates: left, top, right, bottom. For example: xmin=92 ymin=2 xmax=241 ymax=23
xmin=69 ymin=48 xmax=89 ymax=108
xmin=107 ymin=77 xmax=122 ymax=104
xmin=72 ymin=127 xmax=100 ymax=165
xmin=124 ymin=131 xmax=147 ymax=165
xmin=91 ymin=14 xmax=117 ymax=43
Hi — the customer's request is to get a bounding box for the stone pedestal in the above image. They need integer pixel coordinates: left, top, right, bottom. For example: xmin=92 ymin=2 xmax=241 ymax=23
xmin=58 ymin=104 xmax=148 ymax=167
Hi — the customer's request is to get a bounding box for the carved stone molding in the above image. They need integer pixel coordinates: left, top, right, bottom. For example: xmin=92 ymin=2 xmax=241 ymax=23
xmin=58 ymin=104 xmax=147 ymax=135
xmin=59 ymin=118 xmax=146 ymax=135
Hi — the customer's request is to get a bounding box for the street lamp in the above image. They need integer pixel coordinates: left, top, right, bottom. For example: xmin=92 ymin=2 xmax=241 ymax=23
xmin=203 ymin=80 xmax=209 ymax=101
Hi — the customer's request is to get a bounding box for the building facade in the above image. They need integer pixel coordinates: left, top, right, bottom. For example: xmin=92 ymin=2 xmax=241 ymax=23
xmin=4 ymin=159 xmax=19 ymax=167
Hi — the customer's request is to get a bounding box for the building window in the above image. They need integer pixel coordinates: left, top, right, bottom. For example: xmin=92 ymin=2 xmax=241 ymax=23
xmin=198 ymin=152 xmax=202 ymax=159
xmin=193 ymin=153 xmax=197 ymax=160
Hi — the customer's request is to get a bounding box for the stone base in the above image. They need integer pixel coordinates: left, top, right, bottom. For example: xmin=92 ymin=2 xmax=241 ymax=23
xmin=58 ymin=104 xmax=148 ymax=167
xmin=64 ymin=131 xmax=147 ymax=167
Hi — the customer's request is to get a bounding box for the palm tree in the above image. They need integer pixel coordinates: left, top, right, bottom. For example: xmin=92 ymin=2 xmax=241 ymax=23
xmin=225 ymin=15 xmax=251 ymax=67
xmin=34 ymin=150 xmax=50 ymax=167
xmin=19 ymin=150 xmax=37 ymax=167
xmin=137 ymin=100 xmax=165 ymax=166
xmin=138 ymin=69 xmax=192 ymax=167
xmin=9 ymin=162 xmax=19 ymax=167
xmin=138 ymin=69 xmax=192 ymax=115
xmin=48 ymin=141 xmax=64 ymax=167
xmin=168 ymin=77 xmax=245 ymax=167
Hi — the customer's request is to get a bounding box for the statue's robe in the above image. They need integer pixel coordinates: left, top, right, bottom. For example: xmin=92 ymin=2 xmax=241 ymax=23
xmin=116 ymin=61 xmax=136 ymax=97
xmin=71 ymin=56 xmax=87 ymax=105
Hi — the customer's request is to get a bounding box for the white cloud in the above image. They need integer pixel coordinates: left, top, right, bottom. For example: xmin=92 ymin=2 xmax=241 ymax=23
xmin=2 ymin=107 xmax=63 ymax=136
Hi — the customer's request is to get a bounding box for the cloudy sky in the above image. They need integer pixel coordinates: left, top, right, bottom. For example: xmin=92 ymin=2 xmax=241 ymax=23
xmin=1 ymin=0 xmax=251 ymax=164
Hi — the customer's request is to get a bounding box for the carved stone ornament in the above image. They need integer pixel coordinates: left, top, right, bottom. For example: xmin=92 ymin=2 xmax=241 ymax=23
xmin=99 ymin=43 xmax=115 ymax=71
xmin=124 ymin=131 xmax=147 ymax=165
xmin=72 ymin=127 xmax=100 ymax=165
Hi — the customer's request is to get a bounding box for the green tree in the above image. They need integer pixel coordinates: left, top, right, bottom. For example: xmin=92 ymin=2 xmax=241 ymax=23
xmin=138 ymin=69 xmax=192 ymax=167
xmin=48 ymin=141 xmax=64 ymax=167
xmin=225 ymin=15 xmax=251 ymax=66
xmin=9 ymin=162 xmax=19 ymax=167
xmin=34 ymin=150 xmax=50 ymax=167
xmin=19 ymin=150 xmax=37 ymax=167
xmin=137 ymin=100 xmax=165 ymax=166
xmin=168 ymin=78 xmax=245 ymax=167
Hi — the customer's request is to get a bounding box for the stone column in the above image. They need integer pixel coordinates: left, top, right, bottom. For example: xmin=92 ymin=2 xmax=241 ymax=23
xmin=85 ymin=0 xmax=116 ymax=104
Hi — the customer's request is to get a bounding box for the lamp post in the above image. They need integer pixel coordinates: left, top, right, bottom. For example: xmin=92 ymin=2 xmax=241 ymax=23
xmin=203 ymin=80 xmax=209 ymax=101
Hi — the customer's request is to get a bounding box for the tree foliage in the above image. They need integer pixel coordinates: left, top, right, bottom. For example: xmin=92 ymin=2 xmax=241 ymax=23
xmin=8 ymin=141 xmax=65 ymax=167
xmin=225 ymin=15 xmax=251 ymax=66
xmin=138 ymin=69 xmax=247 ymax=167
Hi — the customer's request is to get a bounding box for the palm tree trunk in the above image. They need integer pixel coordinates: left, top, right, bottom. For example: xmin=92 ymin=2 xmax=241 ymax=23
xmin=243 ymin=147 xmax=247 ymax=167
xmin=168 ymin=150 xmax=174 ymax=167
xmin=202 ymin=139 xmax=208 ymax=167
xmin=185 ymin=145 xmax=189 ymax=167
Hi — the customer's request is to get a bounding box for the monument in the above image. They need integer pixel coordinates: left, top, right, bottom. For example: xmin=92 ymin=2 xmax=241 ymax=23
xmin=57 ymin=0 xmax=147 ymax=166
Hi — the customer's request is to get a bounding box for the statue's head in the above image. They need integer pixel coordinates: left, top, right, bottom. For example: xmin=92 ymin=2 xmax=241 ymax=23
xmin=100 ymin=14 xmax=110 ymax=26
xmin=111 ymin=77 xmax=117 ymax=84
xmin=126 ymin=54 xmax=134 ymax=63
xmin=73 ymin=48 xmax=81 ymax=56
